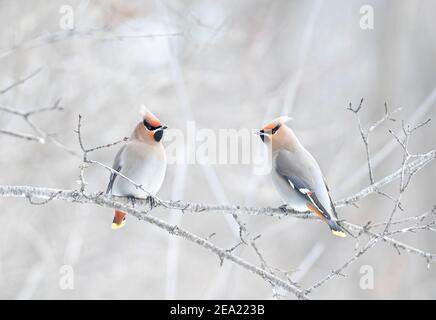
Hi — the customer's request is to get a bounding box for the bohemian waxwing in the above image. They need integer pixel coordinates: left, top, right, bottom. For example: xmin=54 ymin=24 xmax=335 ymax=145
xmin=258 ymin=117 xmax=346 ymax=237
xmin=106 ymin=109 xmax=167 ymax=229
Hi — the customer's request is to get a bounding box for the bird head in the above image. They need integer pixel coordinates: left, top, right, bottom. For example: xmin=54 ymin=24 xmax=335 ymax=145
xmin=257 ymin=116 xmax=292 ymax=146
xmin=135 ymin=107 xmax=167 ymax=143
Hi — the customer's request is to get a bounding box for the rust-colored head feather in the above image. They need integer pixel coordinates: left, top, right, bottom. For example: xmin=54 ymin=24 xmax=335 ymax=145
xmin=133 ymin=106 xmax=166 ymax=144
xmin=260 ymin=116 xmax=292 ymax=131
xmin=144 ymin=110 xmax=161 ymax=128
xmin=140 ymin=105 xmax=162 ymax=128
xmin=259 ymin=116 xmax=297 ymax=150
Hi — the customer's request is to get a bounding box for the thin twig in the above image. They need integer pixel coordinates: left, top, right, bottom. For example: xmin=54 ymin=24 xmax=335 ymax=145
xmin=0 ymin=29 xmax=183 ymax=60
xmin=0 ymin=184 xmax=308 ymax=300
xmin=0 ymin=67 xmax=42 ymax=94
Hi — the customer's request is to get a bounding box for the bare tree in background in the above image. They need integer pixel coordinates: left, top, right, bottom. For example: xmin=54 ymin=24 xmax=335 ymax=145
xmin=1 ymin=1 xmax=436 ymax=300
xmin=0 ymin=70 xmax=434 ymax=299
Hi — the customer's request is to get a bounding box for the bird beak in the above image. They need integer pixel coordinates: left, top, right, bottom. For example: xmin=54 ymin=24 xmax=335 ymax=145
xmin=255 ymin=130 xmax=270 ymax=143
xmin=255 ymin=130 xmax=271 ymax=136
xmin=157 ymin=125 xmax=168 ymax=131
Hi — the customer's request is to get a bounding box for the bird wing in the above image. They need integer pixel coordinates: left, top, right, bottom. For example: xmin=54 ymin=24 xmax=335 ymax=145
xmin=106 ymin=145 xmax=126 ymax=194
xmin=323 ymin=175 xmax=339 ymax=219
xmin=275 ymin=149 xmax=333 ymax=221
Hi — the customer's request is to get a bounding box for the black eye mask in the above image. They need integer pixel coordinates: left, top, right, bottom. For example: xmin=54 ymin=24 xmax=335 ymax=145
xmin=143 ymin=119 xmax=162 ymax=131
xmin=271 ymin=124 xmax=281 ymax=134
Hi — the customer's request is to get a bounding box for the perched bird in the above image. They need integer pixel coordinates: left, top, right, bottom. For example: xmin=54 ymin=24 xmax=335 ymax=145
xmin=106 ymin=109 xmax=167 ymax=229
xmin=258 ymin=117 xmax=346 ymax=237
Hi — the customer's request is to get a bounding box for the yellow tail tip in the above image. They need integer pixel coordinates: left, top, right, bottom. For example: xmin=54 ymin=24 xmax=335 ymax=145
xmin=332 ymin=229 xmax=347 ymax=238
xmin=111 ymin=220 xmax=126 ymax=230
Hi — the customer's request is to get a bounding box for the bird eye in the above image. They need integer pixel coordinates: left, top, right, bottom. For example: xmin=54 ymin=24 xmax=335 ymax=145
xmin=271 ymin=124 xmax=281 ymax=134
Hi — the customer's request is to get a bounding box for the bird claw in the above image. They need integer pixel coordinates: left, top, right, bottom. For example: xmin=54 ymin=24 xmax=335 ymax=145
xmin=146 ymin=195 xmax=156 ymax=209
xmin=127 ymin=195 xmax=136 ymax=208
xmin=279 ymin=204 xmax=288 ymax=213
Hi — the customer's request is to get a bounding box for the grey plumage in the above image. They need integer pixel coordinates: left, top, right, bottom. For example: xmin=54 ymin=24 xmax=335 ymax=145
xmin=106 ymin=145 xmax=125 ymax=194
xmin=106 ymin=141 xmax=166 ymax=198
xmin=272 ymin=148 xmax=333 ymax=217
xmin=260 ymin=117 xmax=346 ymax=237
xmin=107 ymin=110 xmax=167 ymax=229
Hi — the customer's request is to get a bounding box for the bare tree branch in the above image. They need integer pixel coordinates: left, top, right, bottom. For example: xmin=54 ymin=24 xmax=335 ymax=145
xmin=0 ymin=67 xmax=42 ymax=94
xmin=336 ymin=150 xmax=436 ymax=208
xmin=0 ymin=98 xmax=79 ymax=156
xmin=0 ymin=184 xmax=308 ymax=300
xmin=0 ymin=108 xmax=434 ymax=299
xmin=347 ymin=99 xmax=401 ymax=184
xmin=343 ymin=221 xmax=435 ymax=263
xmin=1 ymin=66 xmax=434 ymax=298
xmin=0 ymin=129 xmax=45 ymax=143
xmin=0 ymin=29 xmax=183 ymax=60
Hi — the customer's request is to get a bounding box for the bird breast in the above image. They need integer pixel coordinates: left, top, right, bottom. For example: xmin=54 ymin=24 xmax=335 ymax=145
xmin=112 ymin=141 xmax=166 ymax=198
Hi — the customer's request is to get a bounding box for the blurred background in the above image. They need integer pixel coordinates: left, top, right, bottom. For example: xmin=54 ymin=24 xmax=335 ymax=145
xmin=0 ymin=0 xmax=435 ymax=299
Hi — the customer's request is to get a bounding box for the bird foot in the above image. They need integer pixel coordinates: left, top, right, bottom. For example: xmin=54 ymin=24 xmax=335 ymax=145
xmin=279 ymin=204 xmax=288 ymax=213
xmin=146 ymin=195 xmax=157 ymax=209
xmin=127 ymin=195 xmax=137 ymax=208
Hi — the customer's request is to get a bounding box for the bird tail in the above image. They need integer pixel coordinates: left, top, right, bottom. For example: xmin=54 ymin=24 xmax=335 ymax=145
xmin=112 ymin=210 xmax=126 ymax=230
xmin=327 ymin=219 xmax=346 ymax=238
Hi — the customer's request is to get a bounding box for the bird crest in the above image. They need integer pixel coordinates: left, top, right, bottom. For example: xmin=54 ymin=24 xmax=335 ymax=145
xmin=261 ymin=116 xmax=292 ymax=131
xmin=140 ymin=104 xmax=162 ymax=128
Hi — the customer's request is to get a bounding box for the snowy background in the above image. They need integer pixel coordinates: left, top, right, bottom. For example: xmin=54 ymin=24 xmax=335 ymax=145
xmin=0 ymin=0 xmax=435 ymax=299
